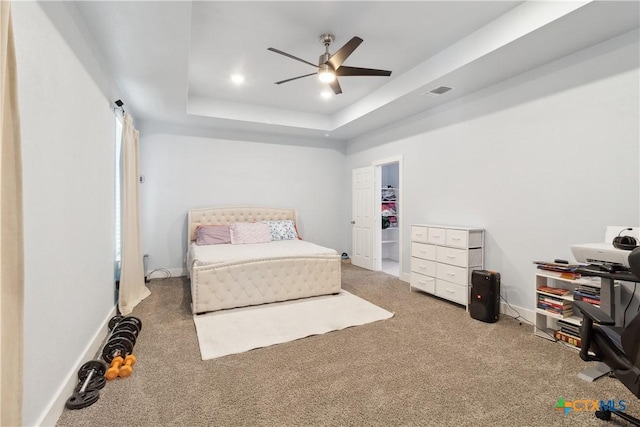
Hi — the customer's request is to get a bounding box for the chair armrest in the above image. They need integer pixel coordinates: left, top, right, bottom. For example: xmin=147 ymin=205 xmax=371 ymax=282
xmin=573 ymin=301 xmax=614 ymax=325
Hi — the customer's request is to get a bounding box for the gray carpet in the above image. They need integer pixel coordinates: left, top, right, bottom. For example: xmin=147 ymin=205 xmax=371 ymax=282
xmin=56 ymin=264 xmax=636 ymax=426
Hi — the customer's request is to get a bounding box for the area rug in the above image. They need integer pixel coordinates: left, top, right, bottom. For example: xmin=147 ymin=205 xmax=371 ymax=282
xmin=193 ymin=290 xmax=394 ymax=360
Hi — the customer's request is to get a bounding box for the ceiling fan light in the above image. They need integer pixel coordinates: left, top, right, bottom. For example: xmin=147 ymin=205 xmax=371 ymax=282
xmin=318 ymin=70 xmax=335 ymax=83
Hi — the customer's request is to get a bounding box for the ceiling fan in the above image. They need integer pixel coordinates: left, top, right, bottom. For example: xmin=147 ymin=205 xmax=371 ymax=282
xmin=268 ymin=34 xmax=392 ymax=95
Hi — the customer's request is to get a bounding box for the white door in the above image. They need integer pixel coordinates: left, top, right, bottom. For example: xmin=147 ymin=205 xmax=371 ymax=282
xmin=352 ymin=166 xmax=375 ymax=270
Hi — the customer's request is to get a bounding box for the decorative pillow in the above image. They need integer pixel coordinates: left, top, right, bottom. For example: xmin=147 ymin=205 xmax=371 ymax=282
xmin=230 ymin=222 xmax=272 ymax=245
xmin=267 ymin=220 xmax=298 ymax=241
xmin=195 ymin=225 xmax=231 ymax=245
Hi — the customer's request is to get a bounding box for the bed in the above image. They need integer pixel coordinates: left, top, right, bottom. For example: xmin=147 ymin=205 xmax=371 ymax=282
xmin=187 ymin=206 xmax=341 ymax=314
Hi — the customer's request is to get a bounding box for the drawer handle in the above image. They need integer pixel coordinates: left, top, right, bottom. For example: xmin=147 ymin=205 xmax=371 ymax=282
xmin=420 ymin=250 xmax=426 ymax=254
xmin=432 ymin=234 xmax=441 ymax=238
xmin=419 ymin=281 xmax=426 ymax=285
xmin=451 ymin=237 xmax=461 ymax=241
xmin=419 ymin=266 xmax=426 ymax=270
xmin=446 ymin=289 xmax=455 ymax=294
xmin=446 ymin=272 xmax=456 ymax=277
xmin=446 ymin=255 xmax=456 ymax=259
xmin=416 ymin=233 xmax=423 ymax=236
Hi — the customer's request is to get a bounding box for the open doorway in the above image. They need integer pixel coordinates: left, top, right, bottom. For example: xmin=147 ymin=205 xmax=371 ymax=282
xmin=374 ymin=156 xmax=402 ymax=277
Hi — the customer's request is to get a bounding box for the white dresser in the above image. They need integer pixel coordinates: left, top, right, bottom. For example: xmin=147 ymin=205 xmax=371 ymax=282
xmin=410 ymin=224 xmax=484 ymax=308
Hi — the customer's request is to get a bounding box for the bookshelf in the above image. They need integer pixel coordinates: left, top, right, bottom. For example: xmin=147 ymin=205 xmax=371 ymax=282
xmin=534 ymin=271 xmax=602 ymax=350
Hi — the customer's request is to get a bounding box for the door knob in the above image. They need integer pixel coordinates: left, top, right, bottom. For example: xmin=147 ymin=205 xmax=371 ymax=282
xmin=351 ymin=221 xmax=356 ymax=224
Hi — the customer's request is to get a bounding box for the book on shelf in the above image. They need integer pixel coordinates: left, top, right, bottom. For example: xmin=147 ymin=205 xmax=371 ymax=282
xmin=557 ymin=319 xmax=581 ymax=336
xmin=537 ymin=294 xmax=573 ymax=316
xmin=537 ymin=299 xmax=565 ymax=310
xmin=537 ymin=286 xmax=571 ymax=296
xmin=534 ymin=261 xmax=582 ymax=269
xmin=537 ymin=294 xmax=571 ymax=305
xmin=537 ymin=304 xmax=573 ymax=317
xmin=554 ymin=330 xmax=581 ymax=348
xmin=573 ymin=293 xmax=600 ymax=306
xmin=536 ymin=267 xmax=581 ymax=280
xmin=574 ymin=285 xmax=600 ymax=296
xmin=576 ymin=283 xmax=600 ymax=291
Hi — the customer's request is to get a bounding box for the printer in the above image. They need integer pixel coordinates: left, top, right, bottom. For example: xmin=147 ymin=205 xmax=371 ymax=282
xmin=570 ymin=226 xmax=640 ymax=268
xmin=570 ymin=242 xmax=631 ymax=267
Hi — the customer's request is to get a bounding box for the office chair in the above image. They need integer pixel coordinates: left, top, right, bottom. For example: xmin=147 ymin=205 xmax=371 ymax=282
xmin=573 ymin=247 xmax=640 ymax=425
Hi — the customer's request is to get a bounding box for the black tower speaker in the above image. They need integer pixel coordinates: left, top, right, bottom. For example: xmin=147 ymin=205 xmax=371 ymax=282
xmin=470 ymin=270 xmax=501 ymax=323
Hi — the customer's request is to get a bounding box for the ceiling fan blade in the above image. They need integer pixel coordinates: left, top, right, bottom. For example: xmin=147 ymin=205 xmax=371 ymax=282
xmin=327 ymin=36 xmax=363 ymax=70
xmin=267 ymin=48 xmax=318 ymax=68
xmin=335 ymin=66 xmax=392 ymax=77
xmin=274 ymin=73 xmax=317 ymax=85
xmin=328 ymin=78 xmax=342 ymax=95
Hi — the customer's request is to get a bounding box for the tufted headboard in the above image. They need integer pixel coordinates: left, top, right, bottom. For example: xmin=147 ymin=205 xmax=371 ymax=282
xmin=187 ymin=206 xmax=299 ymax=247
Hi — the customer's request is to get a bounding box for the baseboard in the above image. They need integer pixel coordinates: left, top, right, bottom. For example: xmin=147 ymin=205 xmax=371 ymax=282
xmin=36 ymin=306 xmax=117 ymax=427
xmin=500 ymin=301 xmax=535 ymax=324
xmin=147 ymin=267 xmax=187 ymax=280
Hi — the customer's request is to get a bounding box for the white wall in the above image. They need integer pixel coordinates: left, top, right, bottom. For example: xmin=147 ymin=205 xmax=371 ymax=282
xmin=13 ymin=3 xmax=118 ymax=425
xmin=346 ymin=30 xmax=640 ymax=315
xmin=139 ymin=134 xmax=348 ymax=274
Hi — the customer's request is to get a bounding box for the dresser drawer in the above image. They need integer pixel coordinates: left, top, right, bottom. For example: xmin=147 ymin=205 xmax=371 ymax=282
xmin=411 ymin=242 xmax=436 ymax=261
xmin=436 ymin=263 xmax=468 ymax=286
xmin=410 ymin=273 xmax=435 ymax=294
xmin=411 ymin=257 xmax=436 ymax=277
xmin=427 ymin=227 xmax=446 ymax=245
xmin=411 ymin=226 xmax=429 ymax=243
xmin=436 ymin=246 xmax=468 ymax=267
xmin=446 ymin=229 xmax=468 ymax=248
xmin=435 ymin=279 xmax=468 ymax=305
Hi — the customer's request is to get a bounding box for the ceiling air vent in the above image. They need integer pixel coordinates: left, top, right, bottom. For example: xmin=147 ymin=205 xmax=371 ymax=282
xmin=423 ymin=86 xmax=453 ymax=97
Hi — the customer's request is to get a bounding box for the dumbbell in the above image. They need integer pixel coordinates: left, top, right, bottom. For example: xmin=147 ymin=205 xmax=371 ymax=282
xmin=65 ymin=360 xmax=106 ymax=410
xmin=106 ymin=354 xmax=137 ymax=379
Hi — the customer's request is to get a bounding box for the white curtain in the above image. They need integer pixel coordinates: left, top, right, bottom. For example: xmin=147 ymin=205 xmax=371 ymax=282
xmin=118 ymin=113 xmax=149 ymax=315
xmin=0 ymin=1 xmax=24 ymax=425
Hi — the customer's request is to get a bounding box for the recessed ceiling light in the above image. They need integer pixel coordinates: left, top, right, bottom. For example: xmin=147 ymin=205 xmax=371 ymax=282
xmin=231 ymin=74 xmax=245 ymax=85
xmin=321 ymin=90 xmax=332 ymax=99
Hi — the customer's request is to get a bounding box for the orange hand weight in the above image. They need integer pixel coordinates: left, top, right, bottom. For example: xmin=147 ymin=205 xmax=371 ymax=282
xmin=118 ymin=354 xmax=136 ymax=378
xmin=105 ymin=356 xmax=124 ymax=380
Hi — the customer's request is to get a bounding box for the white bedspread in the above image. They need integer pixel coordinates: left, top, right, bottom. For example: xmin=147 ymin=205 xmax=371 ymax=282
xmin=189 ymin=239 xmax=338 ymax=269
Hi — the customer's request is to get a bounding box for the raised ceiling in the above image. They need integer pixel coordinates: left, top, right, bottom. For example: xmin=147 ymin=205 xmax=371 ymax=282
xmin=70 ymin=1 xmax=639 ymax=145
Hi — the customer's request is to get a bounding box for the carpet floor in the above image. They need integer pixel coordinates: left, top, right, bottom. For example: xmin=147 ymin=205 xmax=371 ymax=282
xmin=56 ymin=264 xmax=636 ymax=426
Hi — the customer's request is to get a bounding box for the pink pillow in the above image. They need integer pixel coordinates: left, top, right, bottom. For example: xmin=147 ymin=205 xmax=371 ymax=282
xmin=195 ymin=225 xmax=231 ymax=245
xmin=229 ymin=222 xmax=272 ymax=245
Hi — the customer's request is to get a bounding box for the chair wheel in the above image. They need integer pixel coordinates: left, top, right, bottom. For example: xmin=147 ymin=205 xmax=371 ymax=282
xmin=595 ymin=410 xmax=612 ymax=421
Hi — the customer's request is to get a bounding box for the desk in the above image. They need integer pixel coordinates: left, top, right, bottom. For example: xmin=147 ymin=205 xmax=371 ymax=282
xmin=575 ymin=266 xmax=640 ymax=327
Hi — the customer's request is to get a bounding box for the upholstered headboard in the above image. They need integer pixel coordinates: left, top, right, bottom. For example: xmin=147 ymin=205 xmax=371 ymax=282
xmin=187 ymin=206 xmax=299 ymax=247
